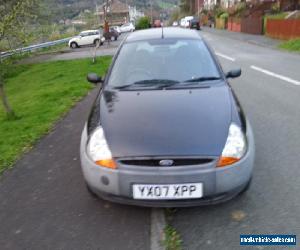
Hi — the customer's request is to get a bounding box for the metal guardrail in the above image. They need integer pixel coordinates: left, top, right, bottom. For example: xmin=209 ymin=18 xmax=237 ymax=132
xmin=0 ymin=37 xmax=71 ymax=59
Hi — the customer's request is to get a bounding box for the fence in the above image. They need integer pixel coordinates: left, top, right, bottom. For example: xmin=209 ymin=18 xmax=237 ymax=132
xmin=216 ymin=18 xmax=227 ymax=29
xmin=241 ymin=17 xmax=263 ymax=35
xmin=227 ymin=17 xmax=263 ymax=34
xmin=0 ymin=38 xmax=70 ymax=59
xmin=227 ymin=18 xmax=241 ymax=32
xmin=266 ymin=19 xmax=300 ymax=40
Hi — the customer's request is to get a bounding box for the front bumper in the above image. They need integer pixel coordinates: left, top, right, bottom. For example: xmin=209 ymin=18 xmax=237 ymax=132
xmin=80 ymin=121 xmax=255 ymax=207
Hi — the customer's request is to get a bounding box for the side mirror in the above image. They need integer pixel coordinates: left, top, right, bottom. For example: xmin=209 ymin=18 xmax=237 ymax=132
xmin=87 ymin=73 xmax=102 ymax=84
xmin=226 ymin=68 xmax=241 ymax=79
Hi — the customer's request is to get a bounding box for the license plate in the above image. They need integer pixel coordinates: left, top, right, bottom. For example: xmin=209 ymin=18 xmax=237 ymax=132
xmin=132 ymin=183 xmax=203 ymax=200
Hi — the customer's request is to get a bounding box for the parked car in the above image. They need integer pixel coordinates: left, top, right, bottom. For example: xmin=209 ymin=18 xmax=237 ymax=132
xmin=172 ymin=21 xmax=178 ymax=26
xmin=180 ymin=16 xmax=194 ymax=28
xmin=103 ymin=28 xmax=119 ymax=41
xmin=119 ymin=22 xmax=135 ymax=33
xmin=68 ymin=30 xmax=105 ymax=49
xmin=153 ymin=19 xmax=162 ymax=28
xmin=81 ymin=28 xmax=255 ymax=207
xmin=189 ymin=17 xmax=201 ymax=30
xmin=111 ymin=26 xmax=121 ymax=35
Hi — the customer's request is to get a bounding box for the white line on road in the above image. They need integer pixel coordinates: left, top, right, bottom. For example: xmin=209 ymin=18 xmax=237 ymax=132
xmin=215 ymin=52 xmax=236 ymax=61
xmin=251 ymin=65 xmax=300 ymax=86
xmin=151 ymin=208 xmax=166 ymax=250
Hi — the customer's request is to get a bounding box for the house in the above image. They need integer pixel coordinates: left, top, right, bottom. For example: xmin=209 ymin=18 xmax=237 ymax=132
xmin=96 ymin=0 xmax=130 ymax=26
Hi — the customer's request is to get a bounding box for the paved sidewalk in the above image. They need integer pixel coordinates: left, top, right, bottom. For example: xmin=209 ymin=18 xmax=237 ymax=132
xmin=201 ymin=26 xmax=282 ymax=49
xmin=0 ymin=87 xmax=150 ymax=250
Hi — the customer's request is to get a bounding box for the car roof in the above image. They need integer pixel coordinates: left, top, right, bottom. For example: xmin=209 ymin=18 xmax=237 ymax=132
xmin=125 ymin=27 xmax=202 ymax=42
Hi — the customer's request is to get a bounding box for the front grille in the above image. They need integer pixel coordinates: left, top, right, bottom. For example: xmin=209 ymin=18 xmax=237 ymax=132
xmin=120 ymin=158 xmax=213 ymax=167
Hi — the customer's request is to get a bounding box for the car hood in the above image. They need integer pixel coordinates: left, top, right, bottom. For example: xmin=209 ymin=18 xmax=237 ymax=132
xmin=100 ymin=85 xmax=232 ymax=157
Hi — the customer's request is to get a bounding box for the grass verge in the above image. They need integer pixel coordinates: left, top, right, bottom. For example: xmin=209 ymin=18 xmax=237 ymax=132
xmin=163 ymin=225 xmax=183 ymax=250
xmin=279 ymin=38 xmax=300 ymax=52
xmin=0 ymin=56 xmax=112 ymax=174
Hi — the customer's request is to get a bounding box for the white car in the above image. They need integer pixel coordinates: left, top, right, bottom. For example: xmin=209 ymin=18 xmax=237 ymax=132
xmin=180 ymin=16 xmax=194 ymax=28
xmin=119 ymin=23 xmax=135 ymax=33
xmin=68 ymin=30 xmax=105 ymax=49
xmin=172 ymin=21 xmax=178 ymax=26
xmin=111 ymin=26 xmax=121 ymax=35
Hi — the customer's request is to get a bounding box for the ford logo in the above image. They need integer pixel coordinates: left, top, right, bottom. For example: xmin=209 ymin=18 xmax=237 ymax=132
xmin=159 ymin=159 xmax=174 ymax=166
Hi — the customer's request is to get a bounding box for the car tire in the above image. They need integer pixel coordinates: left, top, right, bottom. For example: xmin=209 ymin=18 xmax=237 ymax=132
xmin=70 ymin=42 xmax=78 ymax=49
xmin=94 ymin=39 xmax=100 ymax=46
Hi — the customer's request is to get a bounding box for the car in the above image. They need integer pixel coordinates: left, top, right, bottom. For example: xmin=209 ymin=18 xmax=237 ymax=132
xmin=180 ymin=16 xmax=194 ymax=28
xmin=103 ymin=28 xmax=119 ymax=41
xmin=68 ymin=30 xmax=105 ymax=49
xmin=172 ymin=21 xmax=178 ymax=26
xmin=119 ymin=22 xmax=135 ymax=33
xmin=189 ymin=17 xmax=201 ymax=30
xmin=81 ymin=28 xmax=255 ymax=207
xmin=111 ymin=26 xmax=121 ymax=35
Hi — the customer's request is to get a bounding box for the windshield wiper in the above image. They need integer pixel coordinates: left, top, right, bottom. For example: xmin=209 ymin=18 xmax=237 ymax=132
xmin=113 ymin=79 xmax=180 ymax=90
xmin=184 ymin=76 xmax=222 ymax=83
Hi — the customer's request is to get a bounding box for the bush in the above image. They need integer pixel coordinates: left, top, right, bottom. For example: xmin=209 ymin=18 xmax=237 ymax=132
xmin=220 ymin=12 xmax=228 ymax=19
xmin=135 ymin=16 xmax=151 ymax=30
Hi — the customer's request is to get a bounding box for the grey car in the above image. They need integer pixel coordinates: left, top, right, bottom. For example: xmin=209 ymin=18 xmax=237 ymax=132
xmin=80 ymin=28 xmax=255 ymax=207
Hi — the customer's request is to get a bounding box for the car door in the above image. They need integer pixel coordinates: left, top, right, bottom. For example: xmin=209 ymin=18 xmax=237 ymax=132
xmin=78 ymin=32 xmax=90 ymax=45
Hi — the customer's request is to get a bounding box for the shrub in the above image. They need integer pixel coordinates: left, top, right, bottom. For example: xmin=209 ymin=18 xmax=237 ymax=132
xmin=135 ymin=16 xmax=151 ymax=30
xmin=220 ymin=12 xmax=229 ymax=19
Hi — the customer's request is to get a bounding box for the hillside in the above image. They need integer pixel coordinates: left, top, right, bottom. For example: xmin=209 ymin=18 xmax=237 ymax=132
xmin=48 ymin=0 xmax=178 ymax=22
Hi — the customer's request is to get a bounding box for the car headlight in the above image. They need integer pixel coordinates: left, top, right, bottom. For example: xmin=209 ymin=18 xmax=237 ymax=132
xmin=87 ymin=126 xmax=117 ymax=169
xmin=217 ymin=123 xmax=246 ymax=167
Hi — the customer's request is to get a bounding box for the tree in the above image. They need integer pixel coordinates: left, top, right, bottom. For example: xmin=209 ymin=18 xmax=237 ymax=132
xmin=0 ymin=0 xmax=40 ymax=119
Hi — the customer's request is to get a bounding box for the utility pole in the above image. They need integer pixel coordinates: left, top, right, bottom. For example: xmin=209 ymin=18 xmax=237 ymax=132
xmin=150 ymin=0 xmax=153 ymax=24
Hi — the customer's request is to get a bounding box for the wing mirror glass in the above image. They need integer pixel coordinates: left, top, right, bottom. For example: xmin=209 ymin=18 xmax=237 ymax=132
xmin=87 ymin=73 xmax=102 ymax=84
xmin=226 ymin=68 xmax=241 ymax=79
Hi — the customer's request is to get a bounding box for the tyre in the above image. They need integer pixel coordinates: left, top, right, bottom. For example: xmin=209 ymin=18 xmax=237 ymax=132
xmin=70 ymin=42 xmax=78 ymax=49
xmin=94 ymin=39 xmax=100 ymax=46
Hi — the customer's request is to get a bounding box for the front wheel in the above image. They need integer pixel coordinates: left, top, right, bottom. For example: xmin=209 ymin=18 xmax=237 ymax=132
xmin=94 ymin=39 xmax=100 ymax=46
xmin=70 ymin=42 xmax=78 ymax=49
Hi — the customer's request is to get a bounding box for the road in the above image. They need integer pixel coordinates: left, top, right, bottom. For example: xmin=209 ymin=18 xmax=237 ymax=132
xmin=1 ymin=29 xmax=300 ymax=250
xmin=171 ymin=30 xmax=300 ymax=250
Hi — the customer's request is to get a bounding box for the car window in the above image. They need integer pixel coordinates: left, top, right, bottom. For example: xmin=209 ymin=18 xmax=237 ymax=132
xmin=108 ymin=39 xmax=220 ymax=87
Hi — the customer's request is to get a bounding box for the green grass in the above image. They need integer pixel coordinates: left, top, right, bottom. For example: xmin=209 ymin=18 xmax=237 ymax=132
xmin=279 ymin=38 xmax=300 ymax=52
xmin=163 ymin=225 xmax=183 ymax=250
xmin=0 ymin=56 xmax=112 ymax=173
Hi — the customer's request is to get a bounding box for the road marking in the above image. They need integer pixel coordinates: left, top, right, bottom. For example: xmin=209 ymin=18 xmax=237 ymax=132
xmin=151 ymin=208 xmax=166 ymax=250
xmin=215 ymin=52 xmax=236 ymax=61
xmin=251 ymin=65 xmax=300 ymax=86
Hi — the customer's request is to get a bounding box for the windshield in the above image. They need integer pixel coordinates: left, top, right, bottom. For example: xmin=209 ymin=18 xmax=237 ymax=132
xmin=107 ymin=39 xmax=220 ymax=88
